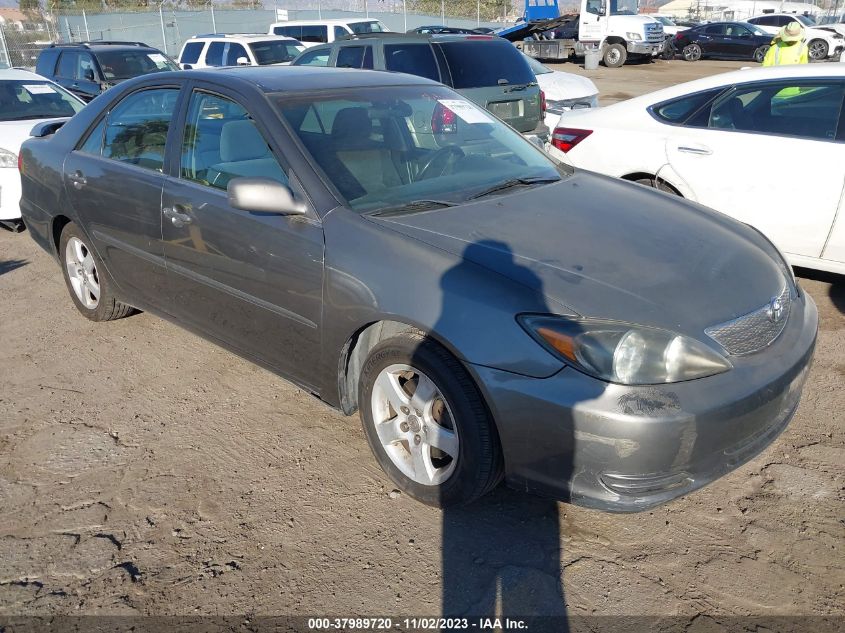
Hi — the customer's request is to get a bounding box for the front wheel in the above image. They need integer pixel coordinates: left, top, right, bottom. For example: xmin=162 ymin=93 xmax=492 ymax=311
xmin=682 ymin=43 xmax=702 ymax=61
xmin=808 ymin=39 xmax=828 ymax=61
xmin=358 ymin=332 xmax=503 ymax=507
xmin=753 ymin=45 xmax=769 ymax=63
xmin=602 ymin=43 xmax=627 ymax=68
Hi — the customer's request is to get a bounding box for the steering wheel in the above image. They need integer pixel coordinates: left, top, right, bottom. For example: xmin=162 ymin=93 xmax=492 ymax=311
xmin=419 ymin=145 xmax=465 ymax=180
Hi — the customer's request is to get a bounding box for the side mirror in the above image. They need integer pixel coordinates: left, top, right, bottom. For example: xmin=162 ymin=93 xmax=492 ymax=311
xmin=84 ymin=68 xmax=95 ymax=81
xmin=30 ymin=118 xmax=69 ymax=137
xmin=236 ymin=56 xmax=250 ymax=66
xmin=227 ymin=177 xmax=307 ymax=216
xmin=182 ymin=63 xmax=193 ymax=70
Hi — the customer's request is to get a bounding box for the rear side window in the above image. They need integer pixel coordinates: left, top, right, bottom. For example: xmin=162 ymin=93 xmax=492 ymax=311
xmin=181 ymin=42 xmax=204 ymax=65
xmin=206 ymin=42 xmax=225 ymax=66
xmin=384 ymin=43 xmax=440 ymax=82
xmin=56 ymin=51 xmax=79 ymax=79
xmin=650 ymin=88 xmax=724 ymax=124
xmin=301 ymin=25 xmax=328 ymax=43
xmin=273 ymin=26 xmax=300 ymax=38
xmin=102 ymin=88 xmax=179 ymax=171
xmin=336 ymin=46 xmax=373 ymax=69
xmin=704 ymin=24 xmax=726 ymax=35
xmin=437 ymin=41 xmax=534 ymax=89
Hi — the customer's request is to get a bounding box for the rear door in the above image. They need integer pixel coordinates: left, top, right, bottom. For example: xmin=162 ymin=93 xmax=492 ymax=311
xmin=436 ymin=40 xmax=541 ymax=134
xmin=63 ymin=85 xmax=182 ymax=306
xmin=665 ymin=78 xmax=845 ymax=259
xmin=700 ymin=24 xmax=729 ymax=56
xmin=160 ymin=84 xmax=324 ymax=387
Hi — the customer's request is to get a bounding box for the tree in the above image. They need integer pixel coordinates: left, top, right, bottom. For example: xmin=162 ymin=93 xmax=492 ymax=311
xmin=19 ymin=0 xmax=41 ymax=11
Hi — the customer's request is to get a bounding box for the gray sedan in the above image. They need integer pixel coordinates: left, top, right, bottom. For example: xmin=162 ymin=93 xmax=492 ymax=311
xmin=19 ymin=67 xmax=817 ymax=511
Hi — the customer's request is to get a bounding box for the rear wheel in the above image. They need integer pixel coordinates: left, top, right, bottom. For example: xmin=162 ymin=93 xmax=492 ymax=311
xmin=60 ymin=222 xmax=135 ymax=322
xmin=808 ymin=39 xmax=828 ymax=61
xmin=753 ymin=45 xmax=769 ymax=63
xmin=635 ymin=177 xmax=680 ymax=196
xmin=602 ymin=43 xmax=627 ymax=68
xmin=682 ymin=43 xmax=702 ymax=61
xmin=358 ymin=331 xmax=503 ymax=507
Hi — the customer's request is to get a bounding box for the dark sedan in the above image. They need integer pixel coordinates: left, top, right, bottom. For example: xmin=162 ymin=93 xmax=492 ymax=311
xmin=673 ymin=21 xmax=773 ymax=62
xmin=19 ymin=67 xmax=816 ymax=511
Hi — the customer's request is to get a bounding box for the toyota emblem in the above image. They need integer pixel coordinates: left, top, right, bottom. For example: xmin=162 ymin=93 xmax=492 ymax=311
xmin=767 ymin=297 xmax=785 ymax=323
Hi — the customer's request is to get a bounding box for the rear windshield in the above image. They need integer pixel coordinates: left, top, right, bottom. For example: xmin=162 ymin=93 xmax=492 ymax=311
xmin=0 ymin=79 xmax=84 ymax=121
xmin=250 ymin=40 xmax=304 ymax=64
xmin=437 ymin=41 xmax=535 ymax=89
xmin=96 ymin=50 xmax=179 ymax=80
xmin=348 ymin=20 xmax=386 ymax=34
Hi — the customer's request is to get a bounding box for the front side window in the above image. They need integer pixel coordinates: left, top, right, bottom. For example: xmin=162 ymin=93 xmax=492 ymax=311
xmin=704 ymin=24 xmax=727 ymax=35
xmin=96 ymin=50 xmax=178 ymax=80
xmin=334 ymin=26 xmax=348 ymax=39
xmin=181 ymin=91 xmax=286 ymax=191
xmin=273 ymin=26 xmax=300 ymax=38
xmin=102 ymin=88 xmax=179 ymax=171
xmin=0 ymin=80 xmax=84 ymax=121
xmin=609 ymin=0 xmax=638 ymax=15
xmin=384 ymin=44 xmax=440 ymax=82
xmin=300 ymin=25 xmax=328 ymax=43
xmin=78 ymin=53 xmax=97 ymax=81
xmin=275 ymin=86 xmax=564 ymax=213
xmin=250 ymin=40 xmax=304 ymax=65
xmin=697 ymin=80 xmax=844 ymax=141
xmin=293 ymin=48 xmax=330 ymax=66
xmin=206 ymin=42 xmax=225 ymax=66
xmin=437 ymin=41 xmax=534 ymax=89
xmin=180 ymin=41 xmax=205 ymax=65
xmin=225 ymin=43 xmax=249 ymax=66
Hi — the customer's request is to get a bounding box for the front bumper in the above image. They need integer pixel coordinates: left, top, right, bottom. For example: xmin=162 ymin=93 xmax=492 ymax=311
xmin=627 ymin=41 xmax=663 ymax=55
xmin=0 ymin=169 xmax=22 ymax=221
xmin=470 ymin=289 xmax=818 ymax=512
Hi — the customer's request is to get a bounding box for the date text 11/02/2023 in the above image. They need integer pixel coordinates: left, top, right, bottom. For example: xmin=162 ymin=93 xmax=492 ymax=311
xmin=307 ymin=617 xmax=529 ymax=630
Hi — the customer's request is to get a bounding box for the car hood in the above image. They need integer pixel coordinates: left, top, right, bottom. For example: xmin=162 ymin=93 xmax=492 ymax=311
xmin=0 ymin=118 xmax=64 ymax=152
xmin=536 ymin=70 xmax=598 ymax=102
xmin=369 ymin=171 xmax=786 ymax=338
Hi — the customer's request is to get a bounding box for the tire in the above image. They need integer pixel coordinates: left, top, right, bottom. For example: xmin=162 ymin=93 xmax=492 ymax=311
xmin=635 ymin=177 xmax=680 ymax=196
xmin=0 ymin=219 xmax=25 ymax=233
xmin=753 ymin=45 xmax=769 ymax=64
xmin=358 ymin=331 xmax=503 ymax=507
xmin=59 ymin=222 xmax=135 ymax=322
xmin=808 ymin=39 xmax=828 ymax=61
xmin=682 ymin=43 xmax=702 ymax=61
xmin=602 ymin=43 xmax=627 ymax=68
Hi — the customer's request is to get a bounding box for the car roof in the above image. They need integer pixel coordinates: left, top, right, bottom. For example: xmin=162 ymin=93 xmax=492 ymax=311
xmin=189 ymin=33 xmax=300 ymax=42
xmin=176 ymin=65 xmax=440 ymax=91
xmin=0 ymin=68 xmax=52 ymax=81
xmin=270 ymin=18 xmax=381 ymax=26
xmin=49 ymin=41 xmax=160 ymax=52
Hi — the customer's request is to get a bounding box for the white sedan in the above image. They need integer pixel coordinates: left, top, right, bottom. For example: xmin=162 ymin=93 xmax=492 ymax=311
xmin=522 ymin=53 xmax=599 ymax=131
xmin=1 ymin=68 xmax=85 ymax=232
xmin=551 ymin=65 xmax=845 ymax=275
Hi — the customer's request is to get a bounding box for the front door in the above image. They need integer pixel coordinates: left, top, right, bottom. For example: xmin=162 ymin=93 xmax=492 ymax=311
xmin=666 ymin=78 xmax=845 ymax=259
xmin=161 ymin=87 xmax=324 ymax=387
xmin=63 ymin=86 xmax=182 ymax=307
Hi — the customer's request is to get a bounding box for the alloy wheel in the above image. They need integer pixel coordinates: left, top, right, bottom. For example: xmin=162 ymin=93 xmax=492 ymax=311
xmin=370 ymin=363 xmax=459 ymax=486
xmin=808 ymin=40 xmax=828 ymax=60
xmin=65 ymin=236 xmax=100 ymax=310
xmin=683 ymin=44 xmax=702 ymax=61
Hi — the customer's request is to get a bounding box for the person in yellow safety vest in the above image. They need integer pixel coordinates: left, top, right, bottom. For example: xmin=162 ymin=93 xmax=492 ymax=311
xmin=762 ymin=21 xmax=809 ymax=66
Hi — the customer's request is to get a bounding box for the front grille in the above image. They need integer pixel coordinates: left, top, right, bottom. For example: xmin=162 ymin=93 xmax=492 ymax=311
xmin=644 ymin=23 xmax=664 ymax=42
xmin=705 ymin=286 xmax=791 ymax=355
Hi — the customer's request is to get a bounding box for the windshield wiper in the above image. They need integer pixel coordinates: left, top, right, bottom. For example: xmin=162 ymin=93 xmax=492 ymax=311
xmin=367 ymin=199 xmax=457 ymax=217
xmin=467 ymin=177 xmax=559 ymax=201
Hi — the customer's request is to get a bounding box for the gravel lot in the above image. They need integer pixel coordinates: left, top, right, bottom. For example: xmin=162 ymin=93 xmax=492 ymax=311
xmin=1 ymin=59 xmax=843 ymax=625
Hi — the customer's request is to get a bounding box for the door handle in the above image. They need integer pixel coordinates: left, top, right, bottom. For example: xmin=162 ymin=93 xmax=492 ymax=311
xmin=162 ymin=206 xmax=192 ymax=227
xmin=677 ymin=145 xmax=713 ymax=156
xmin=68 ymin=170 xmax=87 ymax=189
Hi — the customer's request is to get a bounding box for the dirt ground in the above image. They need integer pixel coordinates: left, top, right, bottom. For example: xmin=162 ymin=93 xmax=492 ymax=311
xmin=1 ymin=59 xmax=844 ymax=626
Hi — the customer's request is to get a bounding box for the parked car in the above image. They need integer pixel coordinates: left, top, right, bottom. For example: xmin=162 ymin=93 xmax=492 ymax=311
xmin=651 ymin=14 xmax=683 ymax=36
xmin=746 ymin=14 xmax=845 ymax=60
xmin=19 ymin=66 xmax=817 ymax=510
xmin=813 ymin=21 xmax=845 ymax=37
xmin=551 ymin=65 xmax=845 ymax=275
xmin=35 ymin=41 xmax=179 ymax=102
xmin=407 ymin=26 xmax=476 ymax=34
xmin=521 ymin=52 xmax=599 ymax=130
xmin=672 ymin=22 xmax=774 ymax=62
xmin=0 ymin=68 xmax=85 ymax=232
xmin=269 ymin=18 xmax=389 ymax=48
xmin=291 ymin=34 xmax=548 ymax=142
xmin=177 ymin=34 xmax=304 ymax=69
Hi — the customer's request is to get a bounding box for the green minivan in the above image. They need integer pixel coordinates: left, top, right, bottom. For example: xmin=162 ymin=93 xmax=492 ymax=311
xmin=291 ymin=34 xmax=548 ymax=143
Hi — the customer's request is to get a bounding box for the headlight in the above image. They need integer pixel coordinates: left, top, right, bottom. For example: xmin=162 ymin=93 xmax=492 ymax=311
xmin=627 ymin=32 xmax=643 ymax=40
xmin=519 ymin=315 xmax=732 ymax=385
xmin=0 ymin=148 xmax=17 ymax=168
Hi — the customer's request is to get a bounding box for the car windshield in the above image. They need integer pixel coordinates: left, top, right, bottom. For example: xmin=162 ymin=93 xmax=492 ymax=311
xmin=349 ymin=20 xmax=387 ymax=34
xmin=796 ymin=14 xmax=815 ymax=25
xmin=742 ymin=23 xmax=769 ymax=35
xmin=96 ymin=50 xmax=179 ymax=80
xmin=0 ymin=79 xmax=84 ymax=121
xmin=250 ymin=40 xmax=305 ymax=64
xmin=275 ymin=85 xmax=566 ymax=213
xmin=522 ymin=52 xmax=552 ymax=75
xmin=654 ymin=16 xmax=675 ymax=26
xmin=610 ymin=0 xmax=638 ymax=16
